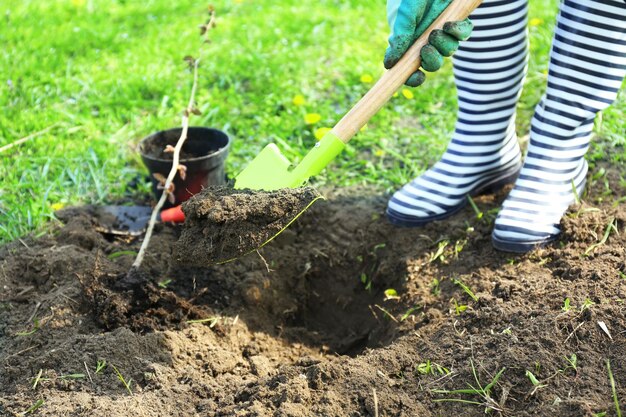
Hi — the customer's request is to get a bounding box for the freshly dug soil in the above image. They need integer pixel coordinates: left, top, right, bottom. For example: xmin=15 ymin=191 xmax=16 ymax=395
xmin=1 ymin=165 xmax=625 ymax=417
xmin=176 ymin=186 xmax=323 ymax=265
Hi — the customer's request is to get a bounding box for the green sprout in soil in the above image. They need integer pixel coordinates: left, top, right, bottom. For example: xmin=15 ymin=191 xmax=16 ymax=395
xmin=467 ymin=196 xmax=483 ymax=220
xmin=453 ymin=299 xmax=468 ymax=315
xmin=454 ymin=279 xmax=479 ymax=302
xmin=525 ymin=370 xmax=547 ymax=395
xmin=619 ymin=271 xmax=626 ymax=280
xmin=400 ymin=306 xmax=421 ymax=322
xmin=453 ymin=239 xmax=467 ymax=258
xmin=384 ymin=288 xmax=400 ymax=301
xmin=360 ymin=273 xmax=373 ymax=292
xmin=23 ymin=399 xmax=44 ymax=415
xmin=580 ymin=298 xmax=595 ymax=313
xmin=562 ymin=298 xmax=572 ymax=312
xmin=585 ymin=218 xmax=618 ymax=256
xmin=606 ymin=359 xmax=622 ymax=417
xmin=16 ymin=318 xmax=40 ymax=337
xmin=416 ymin=360 xmax=450 ymax=376
xmin=431 ymin=278 xmax=441 ymax=296
xmin=111 ymin=364 xmax=133 ymax=396
xmin=433 ymin=360 xmax=507 ymax=414
xmin=563 ymin=354 xmax=578 ymax=376
xmin=95 ymin=359 xmax=107 ymax=374
xmin=157 ymin=279 xmax=172 ymax=289
xmin=429 ymin=240 xmax=449 ymax=264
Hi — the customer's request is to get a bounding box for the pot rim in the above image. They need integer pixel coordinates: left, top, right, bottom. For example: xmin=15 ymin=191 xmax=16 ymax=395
xmin=138 ymin=126 xmax=231 ymax=164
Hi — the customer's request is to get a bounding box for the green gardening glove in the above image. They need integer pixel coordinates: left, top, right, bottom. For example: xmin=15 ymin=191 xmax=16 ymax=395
xmin=385 ymin=0 xmax=473 ymax=87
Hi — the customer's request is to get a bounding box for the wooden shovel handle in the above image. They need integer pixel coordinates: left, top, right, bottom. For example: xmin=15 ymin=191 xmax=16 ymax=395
xmin=331 ymin=0 xmax=483 ymax=143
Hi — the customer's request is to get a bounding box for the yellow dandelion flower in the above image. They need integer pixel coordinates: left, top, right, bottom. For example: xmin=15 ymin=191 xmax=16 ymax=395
xmin=314 ymin=127 xmax=332 ymax=141
xmin=304 ymin=113 xmax=322 ymax=125
xmin=292 ymin=95 xmax=306 ymax=106
xmin=360 ymin=74 xmax=374 ymax=83
xmin=374 ymin=149 xmax=385 ymax=157
xmin=529 ymin=18 xmax=543 ymax=27
xmin=402 ymin=88 xmax=414 ymax=100
xmin=51 ymin=202 xmax=65 ymax=211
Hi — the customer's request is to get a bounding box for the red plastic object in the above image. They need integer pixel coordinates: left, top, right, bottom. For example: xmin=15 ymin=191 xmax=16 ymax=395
xmin=160 ymin=205 xmax=186 ymax=223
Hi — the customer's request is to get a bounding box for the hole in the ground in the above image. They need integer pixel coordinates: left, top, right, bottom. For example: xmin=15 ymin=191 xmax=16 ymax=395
xmin=78 ymin=194 xmax=427 ymax=358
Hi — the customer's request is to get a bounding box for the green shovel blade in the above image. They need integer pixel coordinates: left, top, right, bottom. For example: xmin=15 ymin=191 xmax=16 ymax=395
xmin=234 ymin=132 xmax=346 ymax=190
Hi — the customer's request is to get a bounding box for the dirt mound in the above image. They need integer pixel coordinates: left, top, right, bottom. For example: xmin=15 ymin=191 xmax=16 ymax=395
xmin=1 ymin=168 xmax=625 ymax=416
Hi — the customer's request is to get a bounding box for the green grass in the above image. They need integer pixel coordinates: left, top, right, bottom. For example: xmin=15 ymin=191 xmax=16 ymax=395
xmin=1 ymin=0 xmax=624 ymax=243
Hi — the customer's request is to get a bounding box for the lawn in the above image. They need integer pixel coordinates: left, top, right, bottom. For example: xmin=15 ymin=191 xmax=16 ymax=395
xmin=1 ymin=0 xmax=624 ymax=243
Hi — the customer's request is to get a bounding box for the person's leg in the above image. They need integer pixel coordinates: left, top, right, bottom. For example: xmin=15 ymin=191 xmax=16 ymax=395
xmin=493 ymin=0 xmax=626 ymax=252
xmin=387 ymin=0 xmax=528 ymax=226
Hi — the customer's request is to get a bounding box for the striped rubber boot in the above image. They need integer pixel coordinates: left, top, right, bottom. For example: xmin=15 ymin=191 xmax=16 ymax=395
xmin=387 ymin=0 xmax=527 ymax=227
xmin=492 ymin=0 xmax=626 ymax=253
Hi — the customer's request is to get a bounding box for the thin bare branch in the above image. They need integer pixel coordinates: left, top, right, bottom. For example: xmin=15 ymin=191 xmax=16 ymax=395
xmin=132 ymin=58 xmax=201 ymax=269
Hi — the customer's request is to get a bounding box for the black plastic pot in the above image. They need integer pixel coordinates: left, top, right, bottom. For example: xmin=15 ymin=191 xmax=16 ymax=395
xmin=139 ymin=127 xmax=230 ymax=208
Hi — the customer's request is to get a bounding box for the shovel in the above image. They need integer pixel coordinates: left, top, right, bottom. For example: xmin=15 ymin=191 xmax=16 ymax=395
xmin=234 ymin=0 xmax=482 ymax=190
xmin=175 ymin=0 xmax=483 ymax=266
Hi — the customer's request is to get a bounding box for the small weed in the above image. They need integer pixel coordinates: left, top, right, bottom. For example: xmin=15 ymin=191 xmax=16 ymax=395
xmin=16 ymin=318 xmax=40 ymax=336
xmin=580 ymin=298 xmax=595 ymax=313
xmin=467 ymin=196 xmax=484 ymax=220
xmin=360 ymin=273 xmax=373 ymax=292
xmin=157 ymin=279 xmax=172 ymax=289
xmin=95 ymin=359 xmax=107 ymax=374
xmin=585 ymin=218 xmax=618 ymax=256
xmin=416 ymin=360 xmax=450 ymax=376
xmin=593 ymin=412 xmax=607 ymax=417
xmin=453 ymin=299 xmax=468 ymax=315
xmin=525 ymin=370 xmax=547 ymax=395
xmin=619 ymin=271 xmax=626 ymax=280
xmin=429 ymin=240 xmax=449 ymax=264
xmin=453 ymin=279 xmax=479 ymax=302
xmin=431 ymin=278 xmax=441 ymax=296
xmin=433 ymin=360 xmax=506 ymax=413
xmin=400 ymin=306 xmax=421 ymax=322
xmin=453 ymin=239 xmax=467 ymax=258
xmin=23 ymin=399 xmax=44 ymax=415
xmin=562 ymin=298 xmax=572 ymax=312
xmin=564 ymin=354 xmax=578 ymax=372
xmin=606 ymin=359 xmax=622 ymax=417
xmin=384 ymin=288 xmax=400 ymax=301
xmin=111 ymin=364 xmax=133 ymax=396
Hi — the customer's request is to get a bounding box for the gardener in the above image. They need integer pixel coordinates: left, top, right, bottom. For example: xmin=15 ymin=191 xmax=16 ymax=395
xmin=384 ymin=0 xmax=626 ymax=252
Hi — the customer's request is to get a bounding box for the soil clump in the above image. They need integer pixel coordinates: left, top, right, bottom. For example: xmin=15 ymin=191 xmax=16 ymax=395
xmin=176 ymin=186 xmax=322 ymax=265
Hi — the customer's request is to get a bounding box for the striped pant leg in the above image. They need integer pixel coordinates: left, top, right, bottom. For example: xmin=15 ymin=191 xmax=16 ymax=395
xmin=386 ymin=0 xmax=527 ymax=226
xmin=493 ymin=0 xmax=626 ymax=252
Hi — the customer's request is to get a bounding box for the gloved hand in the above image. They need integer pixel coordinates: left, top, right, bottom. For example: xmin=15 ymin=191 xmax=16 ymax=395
xmin=385 ymin=0 xmax=473 ymax=87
